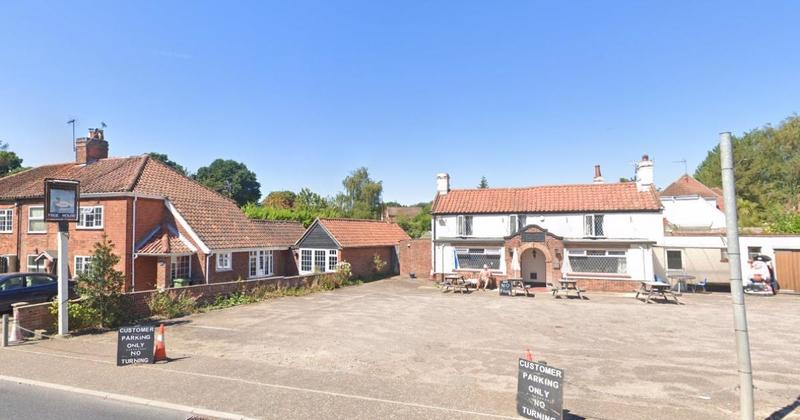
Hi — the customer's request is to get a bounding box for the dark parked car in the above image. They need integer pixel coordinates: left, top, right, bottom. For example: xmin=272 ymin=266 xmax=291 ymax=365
xmin=0 ymin=273 xmax=77 ymax=314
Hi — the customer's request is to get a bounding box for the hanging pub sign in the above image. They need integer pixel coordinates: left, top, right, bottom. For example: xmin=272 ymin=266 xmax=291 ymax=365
xmin=44 ymin=179 xmax=80 ymax=222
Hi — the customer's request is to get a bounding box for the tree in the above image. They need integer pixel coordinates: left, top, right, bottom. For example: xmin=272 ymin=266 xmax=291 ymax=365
xmin=262 ymin=190 xmax=296 ymax=209
xmin=75 ymin=236 xmax=131 ymax=328
xmin=148 ymin=152 xmax=188 ymax=176
xmin=478 ymin=176 xmax=489 ymax=189
xmin=0 ymin=141 xmax=23 ymax=177
xmin=395 ymin=202 xmax=432 ymax=239
xmin=695 ymin=115 xmax=800 ymax=229
xmin=296 ymin=187 xmax=330 ymax=211
xmin=195 ymin=159 xmax=261 ymax=206
xmin=337 ymin=167 xmax=383 ymax=219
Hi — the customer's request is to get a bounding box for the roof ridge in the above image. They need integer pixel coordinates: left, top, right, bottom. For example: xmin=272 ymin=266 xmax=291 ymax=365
xmin=125 ymin=155 xmax=150 ymax=191
xmin=448 ymin=182 xmax=635 ymax=192
xmin=320 ymin=217 xmax=392 ymax=223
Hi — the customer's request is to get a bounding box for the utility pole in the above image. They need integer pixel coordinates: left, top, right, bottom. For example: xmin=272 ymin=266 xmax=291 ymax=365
xmin=720 ymin=131 xmax=754 ymax=420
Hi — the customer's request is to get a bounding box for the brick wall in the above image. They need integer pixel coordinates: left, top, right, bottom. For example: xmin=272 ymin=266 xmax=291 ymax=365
xmin=12 ymin=272 xmax=338 ymax=335
xmin=340 ymin=246 xmax=396 ymax=279
xmin=399 ymin=239 xmax=431 ymax=278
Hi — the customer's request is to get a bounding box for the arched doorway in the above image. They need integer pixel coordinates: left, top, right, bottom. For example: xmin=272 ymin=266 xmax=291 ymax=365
xmin=520 ymin=248 xmax=547 ymax=286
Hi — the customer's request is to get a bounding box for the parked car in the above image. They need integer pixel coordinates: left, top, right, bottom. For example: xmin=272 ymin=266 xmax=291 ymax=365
xmin=0 ymin=273 xmax=77 ymax=314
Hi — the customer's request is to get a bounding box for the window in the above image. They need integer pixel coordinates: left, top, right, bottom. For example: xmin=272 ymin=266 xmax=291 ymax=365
xmin=77 ymin=206 xmax=103 ymax=229
xmin=171 ymin=255 xmax=190 ymax=280
xmin=666 ymin=250 xmax=683 ymax=270
xmin=328 ymin=250 xmax=338 ymax=271
xmin=747 ymin=247 xmax=762 ymax=260
xmin=508 ymin=215 xmax=526 ymax=235
xmin=0 ymin=257 xmax=8 ymax=273
xmin=27 ymin=255 xmax=45 ymax=273
xmin=314 ymin=250 xmax=326 ymax=272
xmin=457 ymin=215 xmax=473 ymax=236
xmin=28 ymin=207 xmax=46 ymax=233
xmin=584 ymin=214 xmax=604 ymax=237
xmin=0 ymin=276 xmax=25 ymax=291
xmin=455 ymin=248 xmax=502 ymax=270
xmin=74 ymin=256 xmax=92 ymax=276
xmin=568 ymin=249 xmax=627 ymax=274
xmin=0 ymin=209 xmax=12 ymax=233
xmin=216 ymin=252 xmax=232 ymax=271
xmin=26 ymin=275 xmax=55 ymax=287
xmin=248 ymin=250 xmax=273 ymax=278
xmin=300 ymin=250 xmax=312 ymax=272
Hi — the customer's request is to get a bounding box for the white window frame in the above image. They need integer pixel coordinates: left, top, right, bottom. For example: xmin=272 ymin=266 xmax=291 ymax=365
xmin=665 ymin=249 xmax=683 ymax=271
xmin=299 ymin=248 xmax=338 ymax=274
xmin=567 ymin=249 xmax=628 ymax=275
xmin=27 ymin=255 xmax=44 ymax=273
xmin=457 ymin=215 xmax=473 ymax=236
xmin=328 ymin=250 xmax=338 ymax=272
xmin=28 ymin=206 xmax=46 ymax=233
xmin=74 ymin=256 xmax=93 ymax=276
xmin=0 ymin=209 xmax=12 ymax=233
xmin=77 ymin=206 xmax=104 ymax=229
xmin=584 ymin=214 xmax=604 ymax=237
xmin=216 ymin=252 xmax=232 ymax=271
xmin=248 ymin=250 xmax=273 ymax=278
xmin=300 ymin=249 xmax=313 ymax=273
xmin=170 ymin=255 xmax=191 ymax=280
xmin=508 ymin=214 xmax=527 ymax=235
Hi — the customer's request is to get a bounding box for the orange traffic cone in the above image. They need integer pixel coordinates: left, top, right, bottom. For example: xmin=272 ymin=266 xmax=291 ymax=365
xmin=524 ymin=349 xmax=534 ymax=361
xmin=153 ymin=324 xmax=167 ymax=362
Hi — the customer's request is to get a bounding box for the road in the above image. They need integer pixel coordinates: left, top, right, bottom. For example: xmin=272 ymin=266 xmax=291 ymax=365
xmin=0 ymin=380 xmax=192 ymax=420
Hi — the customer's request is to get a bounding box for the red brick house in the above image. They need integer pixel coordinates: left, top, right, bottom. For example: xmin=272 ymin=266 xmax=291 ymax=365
xmin=294 ymin=218 xmax=410 ymax=278
xmin=0 ymin=129 xmax=305 ymax=290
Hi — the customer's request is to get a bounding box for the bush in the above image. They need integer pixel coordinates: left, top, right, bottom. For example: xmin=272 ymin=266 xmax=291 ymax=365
xmin=49 ymin=299 xmax=100 ymax=332
xmin=74 ymin=236 xmax=133 ymax=328
xmin=373 ymin=254 xmax=387 ymax=274
xmin=147 ymin=290 xmax=198 ymax=318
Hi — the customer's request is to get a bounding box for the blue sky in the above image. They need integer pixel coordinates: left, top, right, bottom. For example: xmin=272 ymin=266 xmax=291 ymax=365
xmin=1 ymin=1 xmax=798 ymax=204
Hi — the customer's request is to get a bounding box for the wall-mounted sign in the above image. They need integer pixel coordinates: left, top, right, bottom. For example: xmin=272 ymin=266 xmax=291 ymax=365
xmin=517 ymin=359 xmax=564 ymax=420
xmin=117 ymin=325 xmax=156 ymax=366
xmin=44 ymin=179 xmax=80 ymax=222
xmin=522 ymin=232 xmax=546 ymax=243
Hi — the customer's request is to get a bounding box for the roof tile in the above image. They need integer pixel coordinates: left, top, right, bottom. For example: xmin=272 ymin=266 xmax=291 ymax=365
xmin=317 ymin=218 xmax=410 ymax=247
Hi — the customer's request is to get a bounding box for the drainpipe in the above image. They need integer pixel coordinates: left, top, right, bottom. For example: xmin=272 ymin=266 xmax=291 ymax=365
xmin=205 ymin=253 xmax=210 ymax=284
xmin=432 ymin=215 xmax=437 ymax=280
xmin=15 ymin=201 xmax=21 ymax=267
xmin=131 ymin=195 xmax=137 ymax=291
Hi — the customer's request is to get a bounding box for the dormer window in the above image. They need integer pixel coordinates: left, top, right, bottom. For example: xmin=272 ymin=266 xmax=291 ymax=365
xmin=457 ymin=215 xmax=473 ymax=236
xmin=584 ymin=214 xmax=604 ymax=237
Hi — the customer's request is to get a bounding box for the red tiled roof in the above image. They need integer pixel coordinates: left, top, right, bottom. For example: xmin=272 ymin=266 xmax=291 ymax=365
xmin=136 ymin=225 xmax=194 ymax=255
xmin=251 ymin=220 xmax=306 ymax=247
xmin=431 ymin=183 xmax=661 ymax=214
xmin=660 ymin=175 xmax=720 ymax=198
xmin=0 ymin=155 xmax=299 ymax=250
xmin=317 ymin=218 xmax=410 ymax=248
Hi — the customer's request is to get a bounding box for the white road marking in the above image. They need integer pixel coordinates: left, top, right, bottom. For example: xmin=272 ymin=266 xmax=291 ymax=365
xmin=6 ymin=347 xmax=518 ymax=419
xmin=183 ymin=325 xmax=240 ymax=332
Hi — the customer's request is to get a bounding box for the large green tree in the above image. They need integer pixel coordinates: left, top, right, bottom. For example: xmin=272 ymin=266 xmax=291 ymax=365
xmin=147 ymin=152 xmax=188 ymax=176
xmin=0 ymin=141 xmax=24 ymax=177
xmin=336 ymin=167 xmax=383 ymax=219
xmin=195 ymin=159 xmax=261 ymax=206
xmin=262 ymin=190 xmax=296 ymax=209
xmin=695 ymin=115 xmax=800 ymax=229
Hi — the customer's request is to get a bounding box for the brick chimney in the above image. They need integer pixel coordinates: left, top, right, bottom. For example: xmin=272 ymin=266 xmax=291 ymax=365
xmin=75 ymin=128 xmax=108 ymax=164
xmin=436 ymin=173 xmax=450 ymax=195
xmin=593 ymin=165 xmax=604 ymax=184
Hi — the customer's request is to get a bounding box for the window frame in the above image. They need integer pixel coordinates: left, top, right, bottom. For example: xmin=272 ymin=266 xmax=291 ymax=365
xmin=567 ymin=248 xmax=628 ymax=275
xmin=327 ymin=250 xmax=338 ymax=272
xmin=584 ymin=214 xmax=605 ymax=237
xmin=455 ymin=247 xmax=503 ymax=271
xmin=170 ymin=255 xmax=191 ymax=281
xmin=300 ymin=249 xmax=312 ymax=273
xmin=0 ymin=209 xmax=12 ymax=233
xmin=74 ymin=256 xmax=93 ymax=276
xmin=299 ymin=248 xmax=338 ymax=274
xmin=27 ymin=255 xmax=45 ymax=273
xmin=248 ymin=250 xmax=274 ymax=278
xmin=665 ymin=249 xmax=683 ymax=271
xmin=457 ymin=215 xmax=473 ymax=236
xmin=216 ymin=252 xmax=232 ymax=271
xmin=77 ymin=206 xmax=104 ymax=230
xmin=28 ymin=206 xmax=46 ymax=234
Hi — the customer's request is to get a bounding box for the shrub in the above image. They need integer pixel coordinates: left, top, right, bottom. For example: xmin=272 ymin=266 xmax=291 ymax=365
xmin=49 ymin=299 xmax=100 ymax=332
xmin=147 ymin=290 xmax=198 ymax=319
xmin=74 ymin=236 xmax=133 ymax=328
xmin=373 ymin=254 xmax=387 ymax=274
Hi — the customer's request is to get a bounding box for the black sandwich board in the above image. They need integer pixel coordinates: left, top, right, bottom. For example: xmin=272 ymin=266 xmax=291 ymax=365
xmin=517 ymin=359 xmax=564 ymax=420
xmin=117 ymin=325 xmax=156 ymax=366
xmin=499 ymin=280 xmax=512 ymax=296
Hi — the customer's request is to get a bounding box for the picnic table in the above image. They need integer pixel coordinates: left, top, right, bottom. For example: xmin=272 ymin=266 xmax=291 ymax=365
xmin=549 ymin=279 xmax=585 ymax=299
xmin=441 ymin=273 xmax=469 ymax=294
xmin=505 ymin=278 xmax=533 ymax=297
xmin=667 ymin=273 xmax=696 ymax=295
xmin=636 ymin=281 xmax=679 ymax=303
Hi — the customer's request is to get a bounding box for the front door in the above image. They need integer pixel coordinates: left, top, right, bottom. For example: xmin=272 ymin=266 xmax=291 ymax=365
xmin=520 ymin=248 xmax=547 ymax=286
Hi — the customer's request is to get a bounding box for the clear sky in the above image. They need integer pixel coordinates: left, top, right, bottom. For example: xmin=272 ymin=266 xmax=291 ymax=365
xmin=1 ymin=1 xmax=798 ymax=204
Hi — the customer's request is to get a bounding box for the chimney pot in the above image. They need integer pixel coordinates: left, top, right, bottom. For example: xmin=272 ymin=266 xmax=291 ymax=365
xmin=75 ymin=129 xmax=109 ymax=164
xmin=436 ymin=173 xmax=450 ymax=195
xmin=636 ymin=153 xmax=654 ymax=191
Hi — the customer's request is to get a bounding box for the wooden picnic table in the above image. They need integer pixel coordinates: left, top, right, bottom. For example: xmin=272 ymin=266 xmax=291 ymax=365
xmin=442 ymin=273 xmax=469 ymax=294
xmin=636 ymin=281 xmax=679 ymax=303
xmin=550 ymin=279 xmax=585 ymax=299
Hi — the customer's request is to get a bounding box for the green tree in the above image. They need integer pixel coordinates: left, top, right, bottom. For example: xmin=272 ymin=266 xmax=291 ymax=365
xmin=478 ymin=176 xmax=489 ymax=188
xmin=296 ymin=187 xmax=330 ymax=211
xmin=695 ymin=115 xmax=800 ymax=229
xmin=262 ymin=190 xmax=296 ymax=209
xmin=75 ymin=236 xmax=131 ymax=328
xmin=395 ymin=202 xmax=432 ymax=239
xmin=0 ymin=141 xmax=24 ymax=177
xmin=195 ymin=159 xmax=261 ymax=206
xmin=147 ymin=152 xmax=188 ymax=176
xmin=337 ymin=167 xmax=383 ymax=219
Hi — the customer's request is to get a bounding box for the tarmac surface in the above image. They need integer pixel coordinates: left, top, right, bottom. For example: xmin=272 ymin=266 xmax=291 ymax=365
xmin=0 ymin=276 xmax=798 ymax=419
